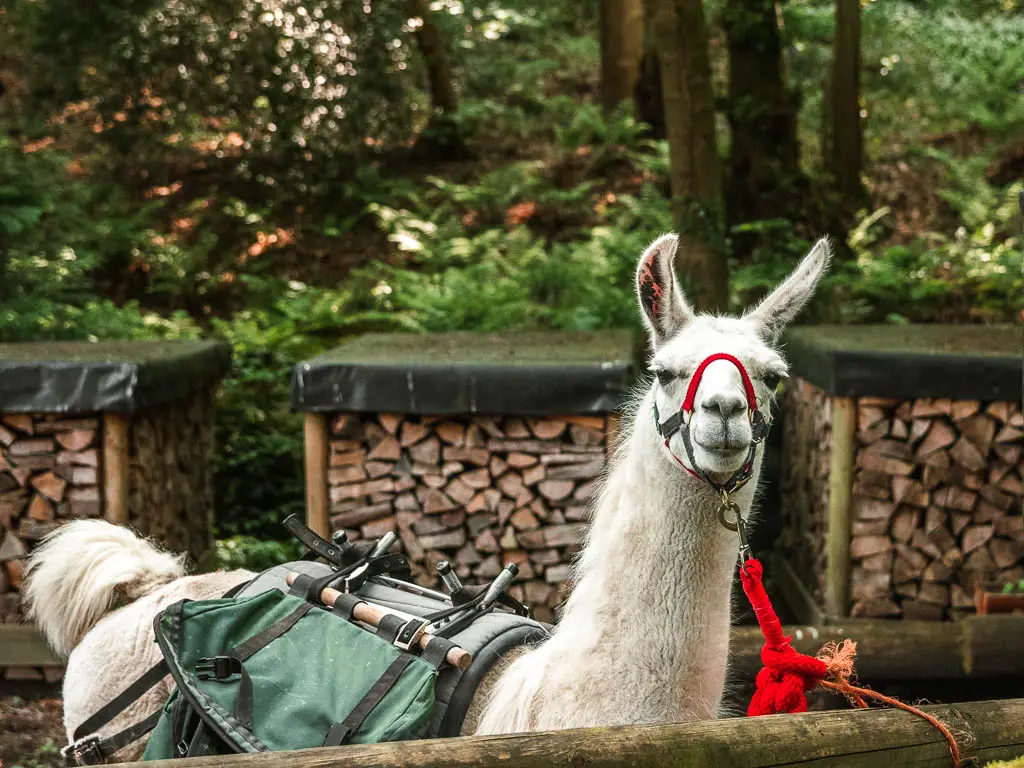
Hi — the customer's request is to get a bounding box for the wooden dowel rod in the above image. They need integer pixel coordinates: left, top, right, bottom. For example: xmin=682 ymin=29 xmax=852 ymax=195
xmin=285 ymin=573 xmax=471 ymax=670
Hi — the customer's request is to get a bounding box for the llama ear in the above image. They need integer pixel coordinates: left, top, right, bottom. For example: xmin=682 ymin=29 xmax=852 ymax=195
xmin=745 ymin=237 xmax=831 ymax=343
xmin=635 ymin=233 xmax=694 ymax=347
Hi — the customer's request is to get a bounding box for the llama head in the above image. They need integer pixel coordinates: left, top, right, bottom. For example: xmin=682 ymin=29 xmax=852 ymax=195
xmin=635 ymin=234 xmax=830 ymax=477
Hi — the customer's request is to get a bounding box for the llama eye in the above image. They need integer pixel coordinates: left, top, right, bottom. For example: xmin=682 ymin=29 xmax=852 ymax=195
xmin=655 ymin=369 xmax=676 ymax=387
xmin=763 ymin=373 xmax=784 ymax=390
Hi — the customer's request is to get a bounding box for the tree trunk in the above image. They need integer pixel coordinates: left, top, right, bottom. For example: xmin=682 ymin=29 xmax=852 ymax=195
xmin=634 ymin=45 xmax=665 ymax=139
xmin=600 ymin=0 xmax=645 ymax=114
xmin=723 ymin=0 xmax=806 ymax=242
xmin=649 ymin=0 xmax=728 ymax=312
xmin=828 ymin=0 xmax=863 ymax=209
xmin=407 ymin=0 xmax=467 ymax=158
xmin=408 ymin=0 xmax=458 ymax=116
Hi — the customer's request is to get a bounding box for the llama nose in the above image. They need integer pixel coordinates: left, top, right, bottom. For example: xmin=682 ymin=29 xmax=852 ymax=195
xmin=701 ymin=391 xmax=746 ymax=419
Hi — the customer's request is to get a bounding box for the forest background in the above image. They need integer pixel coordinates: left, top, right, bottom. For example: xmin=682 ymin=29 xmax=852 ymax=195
xmin=0 ymin=0 xmax=1020 ymax=566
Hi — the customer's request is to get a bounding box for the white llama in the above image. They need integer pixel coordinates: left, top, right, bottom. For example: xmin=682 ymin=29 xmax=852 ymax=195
xmin=24 ymin=233 xmax=829 ymax=759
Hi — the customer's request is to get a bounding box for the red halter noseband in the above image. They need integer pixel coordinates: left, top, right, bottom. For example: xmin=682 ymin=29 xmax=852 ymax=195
xmin=681 ymin=353 xmax=759 ymax=415
xmin=653 ymin=353 xmax=769 ymax=496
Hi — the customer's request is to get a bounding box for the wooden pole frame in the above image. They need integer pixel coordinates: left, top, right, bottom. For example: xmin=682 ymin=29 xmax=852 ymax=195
xmin=825 ymin=396 xmax=856 ymax=618
xmin=304 ymin=413 xmax=330 ymax=538
xmin=102 ymin=413 xmax=130 ymax=526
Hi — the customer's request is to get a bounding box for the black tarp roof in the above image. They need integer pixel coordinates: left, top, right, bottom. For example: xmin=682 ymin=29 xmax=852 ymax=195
xmin=0 ymin=340 xmax=231 ymax=413
xmin=783 ymin=325 xmax=1022 ymax=401
xmin=291 ymin=331 xmax=638 ymax=415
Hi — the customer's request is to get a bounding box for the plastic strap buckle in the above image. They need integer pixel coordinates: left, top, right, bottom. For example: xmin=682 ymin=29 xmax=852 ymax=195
xmin=393 ymin=618 xmax=427 ymax=652
xmin=195 ymin=656 xmax=242 ymax=681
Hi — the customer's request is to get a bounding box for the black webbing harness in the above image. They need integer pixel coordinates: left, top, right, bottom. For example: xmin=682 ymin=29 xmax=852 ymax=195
xmin=653 ymin=352 xmax=772 ymax=556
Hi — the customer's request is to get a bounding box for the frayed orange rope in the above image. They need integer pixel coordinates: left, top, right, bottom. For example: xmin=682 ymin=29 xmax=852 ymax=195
xmin=817 ymin=640 xmax=962 ymax=767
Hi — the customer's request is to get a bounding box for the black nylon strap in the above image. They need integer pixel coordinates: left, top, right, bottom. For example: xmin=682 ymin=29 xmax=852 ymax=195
xmin=230 ymin=602 xmax=313 ymax=662
xmin=287 ymin=572 xmax=318 ymax=602
xmin=73 ymin=659 xmax=169 ymax=740
xmin=375 ymin=614 xmax=404 ymax=643
xmin=331 ymin=593 xmax=362 ymax=621
xmin=283 ymin=513 xmax=348 ymax=567
xmin=171 ymin=696 xmax=190 ymax=756
xmin=222 ymin=602 xmax=313 ymax=731
xmin=657 ymin=410 xmax=684 ymax=439
xmin=421 ymin=636 xmax=453 ymax=668
xmin=323 ymin=655 xmax=414 ymax=746
xmin=69 ymin=707 xmax=164 ymax=764
xmin=220 ymin=579 xmax=252 ymax=599
xmin=234 ymin=665 xmax=255 ymax=731
xmin=101 ymin=708 xmax=164 ymax=755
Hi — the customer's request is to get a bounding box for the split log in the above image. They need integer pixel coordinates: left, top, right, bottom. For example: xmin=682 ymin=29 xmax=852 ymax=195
xmin=9 ymin=438 xmax=54 ymax=456
xmin=529 ymin=419 xmax=567 ymax=440
xmin=2 ymin=414 xmax=34 ymax=434
xmin=915 ymin=420 xmax=956 ymax=458
xmin=55 ymin=429 xmax=96 ymax=452
xmin=30 ymin=471 xmax=67 ymax=502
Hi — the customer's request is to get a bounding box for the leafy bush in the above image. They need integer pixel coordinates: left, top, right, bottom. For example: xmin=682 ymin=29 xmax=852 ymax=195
xmin=843 ymin=186 xmax=1022 ymax=324
xmin=359 ymin=180 xmax=674 ymax=333
xmin=784 ymin=1 xmax=1024 ymax=159
xmin=215 ymin=535 xmax=303 ymax=572
xmin=10 ymin=0 xmax=424 ymax=164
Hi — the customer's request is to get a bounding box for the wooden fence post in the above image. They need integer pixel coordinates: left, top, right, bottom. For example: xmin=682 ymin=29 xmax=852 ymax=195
xmin=825 ymin=396 xmax=856 ymax=618
xmin=305 ymin=413 xmax=329 ymax=538
xmin=102 ymin=413 xmax=130 ymax=526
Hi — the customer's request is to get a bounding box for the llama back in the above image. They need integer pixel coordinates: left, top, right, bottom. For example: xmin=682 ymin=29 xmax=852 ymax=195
xmin=23 ymin=520 xmax=187 ymax=656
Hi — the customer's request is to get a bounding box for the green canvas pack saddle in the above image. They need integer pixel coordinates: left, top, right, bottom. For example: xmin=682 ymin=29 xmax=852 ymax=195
xmin=62 ymin=517 xmax=550 ymax=765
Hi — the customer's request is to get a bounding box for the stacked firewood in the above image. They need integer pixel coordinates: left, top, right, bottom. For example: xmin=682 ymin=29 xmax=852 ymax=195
xmin=849 ymin=397 xmax=1023 ymax=619
xmin=0 ymin=414 xmax=102 ymax=622
xmin=328 ymin=413 xmax=613 ymax=622
xmin=778 ymin=380 xmax=833 ymax=602
xmin=127 ymin=391 xmax=216 ymax=566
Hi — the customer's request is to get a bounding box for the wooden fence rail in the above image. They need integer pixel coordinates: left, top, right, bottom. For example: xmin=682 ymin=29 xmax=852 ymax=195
xmin=5 ymin=615 xmax=1024 ymax=678
xmin=121 ymin=698 xmax=1024 ymax=768
xmin=730 ymin=615 xmax=1024 ymax=679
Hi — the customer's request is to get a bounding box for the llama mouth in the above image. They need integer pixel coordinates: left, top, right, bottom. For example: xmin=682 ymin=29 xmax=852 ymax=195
xmin=695 ymin=443 xmax=749 ymax=458
xmin=693 ymin=443 xmax=750 ymax=473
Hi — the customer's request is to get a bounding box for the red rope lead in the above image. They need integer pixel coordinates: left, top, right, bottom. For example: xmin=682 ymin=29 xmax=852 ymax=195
xmin=739 ymin=558 xmax=828 ymax=715
xmin=739 ymin=556 xmax=963 ymax=766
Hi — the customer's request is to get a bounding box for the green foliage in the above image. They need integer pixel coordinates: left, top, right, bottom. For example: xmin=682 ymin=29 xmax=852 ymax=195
xmin=839 ymin=167 xmax=1022 ymax=324
xmin=359 ymin=178 xmax=672 ymax=333
xmin=215 ymin=535 xmax=303 ymax=572
xmin=0 ymin=0 xmax=1018 ymax=550
xmin=784 ymin=0 xmax=1024 ymax=159
xmin=10 ymin=0 xmax=423 ymax=163
xmin=210 ymin=276 xmax=410 ymax=539
xmin=1002 ymin=578 xmax=1024 ymax=595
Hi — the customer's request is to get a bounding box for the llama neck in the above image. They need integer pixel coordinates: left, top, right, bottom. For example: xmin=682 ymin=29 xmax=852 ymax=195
xmin=551 ymin=393 xmax=760 ymax=723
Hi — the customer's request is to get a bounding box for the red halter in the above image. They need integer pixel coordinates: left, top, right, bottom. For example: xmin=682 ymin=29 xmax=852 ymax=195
xmin=654 ymin=353 xmax=768 ymax=496
xmin=681 ymin=353 xmax=759 ymax=415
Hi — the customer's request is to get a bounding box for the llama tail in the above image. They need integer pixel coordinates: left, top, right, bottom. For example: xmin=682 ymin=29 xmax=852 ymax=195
xmin=24 ymin=519 xmax=186 ymax=656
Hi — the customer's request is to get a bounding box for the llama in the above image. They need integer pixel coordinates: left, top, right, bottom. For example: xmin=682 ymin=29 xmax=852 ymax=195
xmin=24 ymin=233 xmax=828 ymax=759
